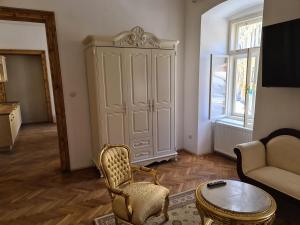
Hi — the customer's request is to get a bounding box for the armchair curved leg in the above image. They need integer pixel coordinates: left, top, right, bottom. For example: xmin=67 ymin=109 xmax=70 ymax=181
xmin=114 ymin=216 xmax=119 ymax=225
xmin=163 ymin=195 xmax=169 ymax=223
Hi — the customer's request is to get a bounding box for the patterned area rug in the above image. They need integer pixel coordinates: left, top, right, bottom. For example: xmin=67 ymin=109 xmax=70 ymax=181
xmin=94 ymin=189 xmax=297 ymax=225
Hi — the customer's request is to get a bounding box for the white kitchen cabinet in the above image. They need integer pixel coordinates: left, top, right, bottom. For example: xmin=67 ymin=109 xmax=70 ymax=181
xmin=0 ymin=56 xmax=8 ymax=82
xmin=83 ymin=26 xmax=179 ymax=169
xmin=0 ymin=103 xmax=22 ymax=150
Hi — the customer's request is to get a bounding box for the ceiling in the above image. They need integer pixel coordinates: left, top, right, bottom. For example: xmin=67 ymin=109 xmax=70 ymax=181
xmin=204 ymin=0 xmax=264 ymax=19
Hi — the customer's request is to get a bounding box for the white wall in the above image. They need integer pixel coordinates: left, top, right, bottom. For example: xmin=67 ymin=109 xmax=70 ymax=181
xmin=197 ymin=8 xmax=229 ymax=154
xmin=0 ymin=0 xmax=185 ymax=170
xmin=184 ymin=0 xmax=225 ymax=154
xmin=184 ymin=0 xmax=263 ymax=155
xmin=3 ymin=0 xmax=293 ymax=168
xmin=0 ymin=20 xmax=56 ymax=122
xmin=185 ymin=0 xmax=299 ymax=154
xmin=5 ymin=55 xmax=49 ymax=123
xmin=253 ymin=0 xmax=300 ymax=139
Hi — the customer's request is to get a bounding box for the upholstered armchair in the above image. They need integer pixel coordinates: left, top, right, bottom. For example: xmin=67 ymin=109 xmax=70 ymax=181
xmin=99 ymin=144 xmax=170 ymax=225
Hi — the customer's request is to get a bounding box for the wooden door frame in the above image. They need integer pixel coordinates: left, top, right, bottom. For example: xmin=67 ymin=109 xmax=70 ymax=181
xmin=0 ymin=49 xmax=54 ymax=123
xmin=0 ymin=7 xmax=70 ymax=172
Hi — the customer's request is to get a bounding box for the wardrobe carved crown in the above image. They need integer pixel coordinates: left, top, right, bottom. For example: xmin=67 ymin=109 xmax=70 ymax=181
xmin=114 ymin=26 xmax=159 ymax=48
xmin=83 ymin=26 xmax=179 ymax=50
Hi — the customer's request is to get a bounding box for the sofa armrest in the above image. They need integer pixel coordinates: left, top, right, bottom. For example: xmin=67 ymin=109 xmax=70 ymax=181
xmin=234 ymin=141 xmax=266 ymax=176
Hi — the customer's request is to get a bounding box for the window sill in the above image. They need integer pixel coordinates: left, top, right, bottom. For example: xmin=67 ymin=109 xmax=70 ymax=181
xmin=215 ymin=118 xmax=253 ymax=131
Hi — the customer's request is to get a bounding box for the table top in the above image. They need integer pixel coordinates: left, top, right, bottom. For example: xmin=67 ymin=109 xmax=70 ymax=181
xmin=197 ymin=180 xmax=272 ymax=214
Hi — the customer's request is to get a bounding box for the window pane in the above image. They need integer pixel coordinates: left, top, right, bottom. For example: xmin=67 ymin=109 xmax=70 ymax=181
xmin=247 ymin=56 xmax=258 ymax=117
xmin=233 ymin=57 xmax=247 ymax=115
xmin=237 ymin=20 xmax=262 ymax=49
xmin=210 ymin=56 xmax=228 ymax=120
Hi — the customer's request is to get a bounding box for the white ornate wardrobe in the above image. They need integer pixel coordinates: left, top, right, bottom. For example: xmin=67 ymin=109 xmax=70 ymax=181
xmin=83 ymin=26 xmax=179 ymax=169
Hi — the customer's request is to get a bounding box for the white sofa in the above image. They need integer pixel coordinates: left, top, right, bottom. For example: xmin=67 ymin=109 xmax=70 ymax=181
xmin=234 ymin=128 xmax=300 ymax=203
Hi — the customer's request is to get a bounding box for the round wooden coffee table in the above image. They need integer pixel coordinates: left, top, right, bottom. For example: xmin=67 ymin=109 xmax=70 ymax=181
xmin=195 ymin=180 xmax=276 ymax=225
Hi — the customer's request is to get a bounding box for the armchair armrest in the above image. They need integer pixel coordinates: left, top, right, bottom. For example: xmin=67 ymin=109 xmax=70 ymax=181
xmin=108 ymin=186 xmax=133 ymax=220
xmin=234 ymin=141 xmax=266 ymax=176
xmin=131 ymin=164 xmax=160 ymax=185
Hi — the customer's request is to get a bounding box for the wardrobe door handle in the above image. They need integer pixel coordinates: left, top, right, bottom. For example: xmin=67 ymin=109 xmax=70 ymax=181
xmin=148 ymin=100 xmax=151 ymax=112
xmin=152 ymin=100 xmax=155 ymax=112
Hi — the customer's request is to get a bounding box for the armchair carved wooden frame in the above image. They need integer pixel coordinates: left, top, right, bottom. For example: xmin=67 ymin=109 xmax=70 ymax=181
xmin=99 ymin=144 xmax=169 ymax=225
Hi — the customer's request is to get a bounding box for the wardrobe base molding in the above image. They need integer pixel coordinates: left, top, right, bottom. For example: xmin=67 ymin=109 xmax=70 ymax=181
xmin=93 ymin=152 xmax=178 ymax=172
xmin=133 ymin=152 xmax=178 ymax=166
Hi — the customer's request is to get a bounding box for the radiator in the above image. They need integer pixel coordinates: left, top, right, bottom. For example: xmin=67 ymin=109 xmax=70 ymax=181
xmin=213 ymin=122 xmax=253 ymax=158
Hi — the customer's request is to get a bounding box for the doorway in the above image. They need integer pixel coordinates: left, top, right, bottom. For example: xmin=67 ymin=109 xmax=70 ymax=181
xmin=0 ymin=7 xmax=70 ymax=171
xmin=0 ymin=50 xmax=55 ymax=123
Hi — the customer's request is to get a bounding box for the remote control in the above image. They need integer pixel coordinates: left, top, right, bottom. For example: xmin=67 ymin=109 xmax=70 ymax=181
xmin=207 ymin=181 xmax=227 ymax=188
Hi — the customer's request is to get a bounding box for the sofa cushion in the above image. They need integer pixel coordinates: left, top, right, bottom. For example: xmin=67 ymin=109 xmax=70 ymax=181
xmin=247 ymin=166 xmax=300 ymax=200
xmin=266 ymin=135 xmax=300 ymax=175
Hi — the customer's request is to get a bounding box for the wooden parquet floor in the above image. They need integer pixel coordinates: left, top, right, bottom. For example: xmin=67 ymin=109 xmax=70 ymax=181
xmin=0 ymin=124 xmax=238 ymax=225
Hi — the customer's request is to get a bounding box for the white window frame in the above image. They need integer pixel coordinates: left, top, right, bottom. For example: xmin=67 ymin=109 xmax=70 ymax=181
xmin=227 ymin=13 xmax=262 ymax=126
xmin=229 ymin=51 xmax=248 ymax=119
xmin=244 ymin=47 xmax=260 ymax=128
xmin=209 ymin=12 xmax=263 ymax=129
xmin=229 ymin=12 xmax=263 ymax=52
xmin=209 ymin=54 xmax=230 ymax=121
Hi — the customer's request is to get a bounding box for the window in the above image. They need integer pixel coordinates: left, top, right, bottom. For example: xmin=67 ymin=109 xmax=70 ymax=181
xmin=232 ymin=55 xmax=248 ymax=116
xmin=232 ymin=17 xmax=262 ymax=50
xmin=209 ymin=55 xmax=229 ymax=120
xmin=209 ymin=14 xmax=262 ymax=129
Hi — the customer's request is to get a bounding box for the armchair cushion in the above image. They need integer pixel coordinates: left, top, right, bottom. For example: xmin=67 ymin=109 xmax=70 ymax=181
xmin=247 ymin=166 xmax=300 ymax=200
xmin=266 ymin=135 xmax=300 ymax=175
xmin=236 ymin=141 xmax=266 ymax=174
xmin=112 ymin=182 xmax=169 ymax=225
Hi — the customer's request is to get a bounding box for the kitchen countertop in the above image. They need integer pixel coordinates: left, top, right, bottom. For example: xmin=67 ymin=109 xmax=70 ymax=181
xmin=0 ymin=102 xmax=20 ymax=115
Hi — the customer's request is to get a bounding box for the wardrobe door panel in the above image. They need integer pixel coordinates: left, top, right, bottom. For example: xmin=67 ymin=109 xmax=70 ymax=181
xmin=156 ymin=108 xmax=171 ymax=151
xmin=156 ymin=56 xmax=171 ymax=104
xmin=152 ymin=50 xmax=175 ymax=156
xmin=106 ymin=112 xmax=126 ymax=144
xmin=131 ymin=55 xmax=148 ymax=105
xmin=101 ymin=49 xmax=125 ymax=109
xmin=133 ymin=111 xmax=149 ymax=133
xmin=125 ymin=49 xmax=153 ymax=160
xmin=97 ymin=47 xmax=128 ymax=146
